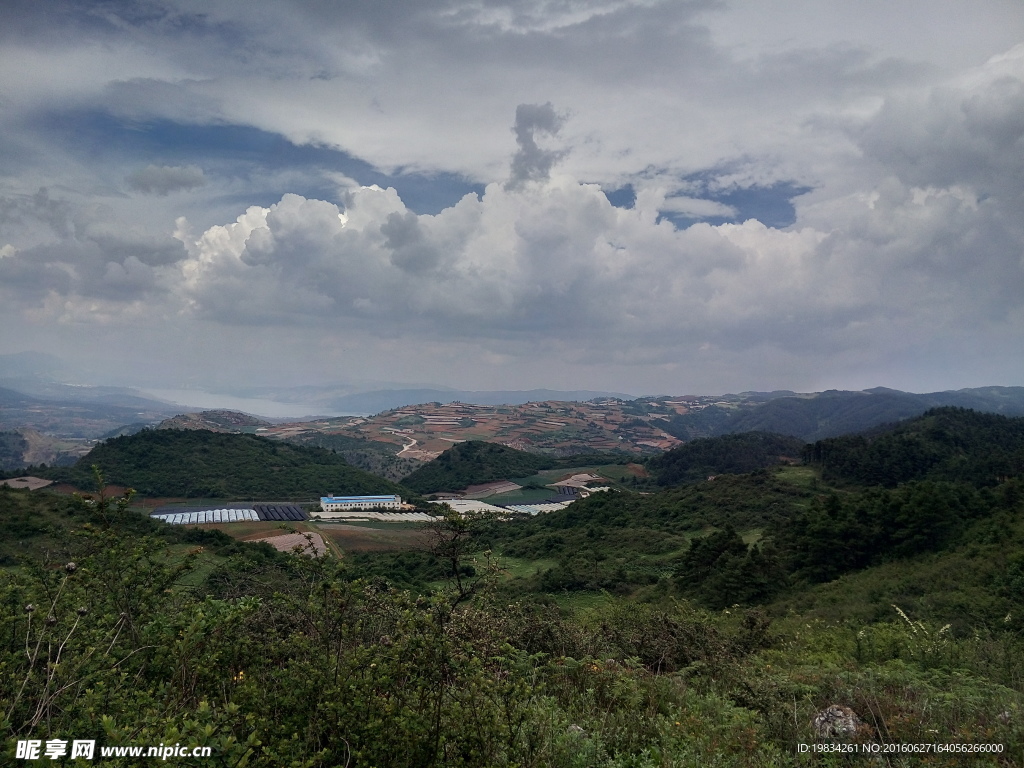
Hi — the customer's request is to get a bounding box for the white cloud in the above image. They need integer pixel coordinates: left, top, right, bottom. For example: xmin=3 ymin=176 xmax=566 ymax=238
xmin=658 ymin=196 xmax=738 ymax=219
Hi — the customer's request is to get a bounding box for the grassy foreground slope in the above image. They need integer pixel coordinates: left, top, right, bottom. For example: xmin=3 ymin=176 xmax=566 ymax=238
xmin=45 ymin=428 xmax=407 ymax=499
xmin=4 ymin=475 xmax=1024 ymax=765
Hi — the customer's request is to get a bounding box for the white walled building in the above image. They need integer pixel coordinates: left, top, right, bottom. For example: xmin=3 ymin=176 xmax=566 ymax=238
xmin=320 ymin=494 xmax=402 ymax=513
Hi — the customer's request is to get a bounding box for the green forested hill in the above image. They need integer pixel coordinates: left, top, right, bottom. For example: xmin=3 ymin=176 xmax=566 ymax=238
xmin=646 ymin=431 xmax=806 ymax=486
xmin=282 ymin=430 xmax=422 ymax=481
xmin=403 ymin=440 xmax=632 ymax=494
xmin=804 ymin=407 xmax=1024 ymax=487
xmin=45 ymin=428 xmax=406 ymax=498
xmin=402 ymin=440 xmax=557 ymax=493
xmin=703 ymin=389 xmax=930 ymax=441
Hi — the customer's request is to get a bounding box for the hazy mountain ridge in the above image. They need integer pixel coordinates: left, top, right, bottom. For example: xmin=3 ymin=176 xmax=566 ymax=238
xmin=319 ymin=388 xmax=636 ymax=413
xmin=662 ymin=386 xmax=1024 ymax=443
xmin=4 ymin=382 xmax=1024 ymax=472
xmin=0 ymin=385 xmax=181 ymax=441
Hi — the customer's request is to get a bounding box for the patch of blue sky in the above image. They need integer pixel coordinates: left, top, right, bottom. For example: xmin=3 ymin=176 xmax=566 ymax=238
xmin=605 ymin=179 xmax=811 ymax=230
xmin=603 ymin=186 xmax=637 ymax=210
xmin=34 ymin=110 xmax=485 ymax=214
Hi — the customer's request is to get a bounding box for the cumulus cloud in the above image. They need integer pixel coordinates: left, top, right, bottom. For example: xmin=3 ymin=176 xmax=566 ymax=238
xmin=165 ymin=47 xmax=1024 ymax=387
xmin=126 ymin=164 xmax=206 ymax=195
xmin=165 ymin=180 xmax=887 ymax=355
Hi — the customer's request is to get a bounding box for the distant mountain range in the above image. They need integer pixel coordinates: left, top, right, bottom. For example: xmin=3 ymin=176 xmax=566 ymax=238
xmin=0 ymin=386 xmax=181 ymax=439
xmin=660 ymin=386 xmax=1024 ymax=443
xmin=3 ymin=347 xmax=1024 ymax=475
xmin=316 ymin=388 xmax=634 ymax=413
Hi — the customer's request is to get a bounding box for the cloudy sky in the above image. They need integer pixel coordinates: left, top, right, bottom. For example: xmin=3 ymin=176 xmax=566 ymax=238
xmin=2 ymin=0 xmax=1023 ymax=397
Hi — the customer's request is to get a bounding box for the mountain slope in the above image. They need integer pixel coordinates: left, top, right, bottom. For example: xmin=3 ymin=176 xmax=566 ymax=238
xmin=0 ymin=431 xmax=29 ymax=471
xmin=0 ymin=386 xmax=178 ymax=438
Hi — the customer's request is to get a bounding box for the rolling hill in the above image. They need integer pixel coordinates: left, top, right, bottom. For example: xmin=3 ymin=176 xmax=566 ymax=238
xmin=156 ymin=410 xmax=273 ymax=431
xmin=646 ymin=431 xmax=806 ymax=486
xmin=402 ymin=440 xmax=557 ymax=494
xmin=46 ymin=428 xmax=407 ymax=499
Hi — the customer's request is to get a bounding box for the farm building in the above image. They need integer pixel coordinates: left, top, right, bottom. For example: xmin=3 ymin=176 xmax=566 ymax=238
xmin=320 ymin=494 xmax=403 ymax=512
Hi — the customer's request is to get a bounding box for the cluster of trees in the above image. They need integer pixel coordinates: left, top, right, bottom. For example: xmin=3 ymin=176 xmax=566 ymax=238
xmin=668 ymin=478 xmax=1021 ymax=607
xmin=0 ymin=430 xmax=28 ymax=471
xmin=778 ymin=480 xmax=1022 ymax=582
xmin=673 ymin=526 xmax=784 ymax=609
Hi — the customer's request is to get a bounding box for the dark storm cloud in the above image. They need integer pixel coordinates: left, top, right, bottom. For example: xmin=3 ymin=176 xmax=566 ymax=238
xmin=506 ymin=103 xmax=567 ymax=190
xmin=0 ymin=187 xmax=186 ymax=301
xmin=126 ymin=164 xmax=206 ymax=195
xmin=858 ymin=68 xmax=1024 ymax=199
xmin=380 ymin=211 xmax=442 ymax=274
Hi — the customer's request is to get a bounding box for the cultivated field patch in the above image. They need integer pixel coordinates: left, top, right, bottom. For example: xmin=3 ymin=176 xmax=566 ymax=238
xmin=201 ymin=520 xmax=313 ymax=539
xmin=318 ymin=522 xmax=427 ymax=552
